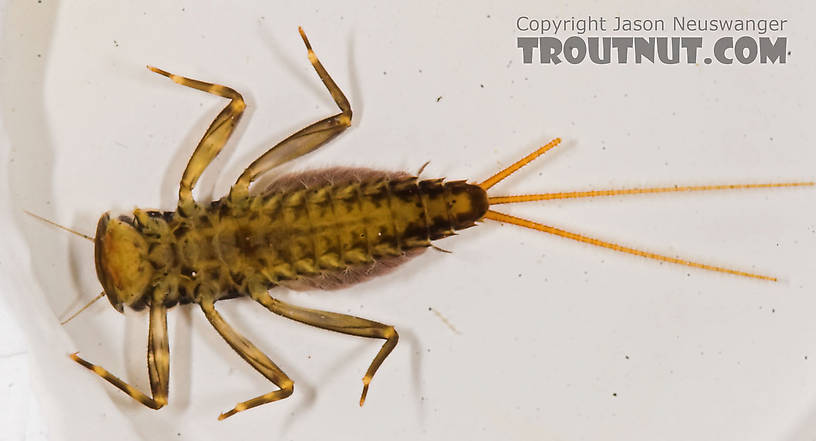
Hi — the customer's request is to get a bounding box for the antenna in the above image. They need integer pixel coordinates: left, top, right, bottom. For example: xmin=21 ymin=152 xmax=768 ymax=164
xmin=61 ymin=292 xmax=106 ymax=325
xmin=24 ymin=211 xmax=94 ymax=242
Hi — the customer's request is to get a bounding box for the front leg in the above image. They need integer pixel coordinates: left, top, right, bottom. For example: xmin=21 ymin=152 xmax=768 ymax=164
xmin=70 ymin=291 xmax=170 ymax=409
xmin=146 ymin=66 xmax=246 ymax=214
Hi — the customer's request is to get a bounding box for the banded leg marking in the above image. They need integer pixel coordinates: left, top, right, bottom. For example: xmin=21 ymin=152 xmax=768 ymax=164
xmin=200 ymin=299 xmax=294 ymax=420
xmin=70 ymin=293 xmax=169 ymax=409
xmin=255 ymin=292 xmax=398 ymax=406
xmin=147 ymin=66 xmax=246 ymax=211
xmin=231 ymin=27 xmax=353 ymax=197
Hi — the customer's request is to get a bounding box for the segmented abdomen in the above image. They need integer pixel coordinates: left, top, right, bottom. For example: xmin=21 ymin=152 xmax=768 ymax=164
xmin=207 ymin=167 xmax=487 ymax=293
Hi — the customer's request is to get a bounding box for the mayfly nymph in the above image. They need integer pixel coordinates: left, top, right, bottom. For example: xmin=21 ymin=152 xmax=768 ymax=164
xmin=38 ymin=27 xmax=811 ymax=420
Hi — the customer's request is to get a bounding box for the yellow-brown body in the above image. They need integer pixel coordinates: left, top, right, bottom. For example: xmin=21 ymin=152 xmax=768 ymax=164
xmin=96 ymin=168 xmax=488 ymax=311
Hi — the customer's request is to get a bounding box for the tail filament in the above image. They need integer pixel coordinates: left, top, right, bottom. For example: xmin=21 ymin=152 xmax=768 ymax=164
xmin=481 ymin=137 xmax=814 ymax=281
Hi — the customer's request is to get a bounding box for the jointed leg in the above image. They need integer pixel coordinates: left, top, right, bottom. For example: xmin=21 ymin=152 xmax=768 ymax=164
xmin=147 ymin=66 xmax=246 ymax=212
xmin=231 ymin=27 xmax=353 ymax=198
xmin=147 ymin=294 xmax=170 ymax=405
xmin=199 ymin=299 xmax=294 ymax=420
xmin=254 ymin=292 xmax=398 ymax=406
xmin=70 ymin=292 xmax=170 ymax=409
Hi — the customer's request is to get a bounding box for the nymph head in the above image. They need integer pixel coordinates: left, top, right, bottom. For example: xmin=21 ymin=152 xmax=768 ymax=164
xmin=94 ymin=213 xmax=154 ymax=312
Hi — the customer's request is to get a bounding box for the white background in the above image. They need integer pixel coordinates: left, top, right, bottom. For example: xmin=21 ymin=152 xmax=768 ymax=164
xmin=1 ymin=1 xmax=816 ymax=440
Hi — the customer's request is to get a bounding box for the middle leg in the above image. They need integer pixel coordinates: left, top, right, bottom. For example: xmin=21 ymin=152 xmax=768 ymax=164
xmin=199 ymin=299 xmax=294 ymax=420
xmin=254 ymin=292 xmax=398 ymax=406
xmin=230 ymin=27 xmax=353 ymax=198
